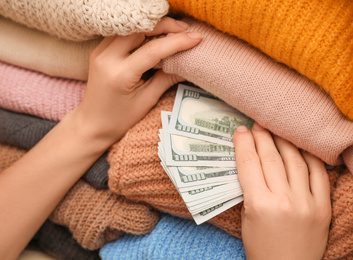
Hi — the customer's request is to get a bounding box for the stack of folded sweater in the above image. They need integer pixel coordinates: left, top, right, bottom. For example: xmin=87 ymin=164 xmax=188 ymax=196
xmin=1 ymin=1 xmax=353 ymax=260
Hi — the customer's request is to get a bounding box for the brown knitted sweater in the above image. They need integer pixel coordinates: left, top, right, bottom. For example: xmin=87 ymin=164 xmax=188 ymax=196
xmin=108 ymin=88 xmax=353 ymax=260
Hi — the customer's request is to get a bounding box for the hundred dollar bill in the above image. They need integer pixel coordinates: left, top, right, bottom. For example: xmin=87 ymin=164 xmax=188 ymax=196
xmin=164 ymin=130 xmax=236 ymax=167
xmin=180 ymin=182 xmax=242 ymax=203
xmin=169 ymin=84 xmax=254 ymax=147
xmin=161 ymin=111 xmax=236 ymax=167
xmin=168 ymin=166 xmax=238 ymax=188
xmin=192 ymin=196 xmax=244 ymax=225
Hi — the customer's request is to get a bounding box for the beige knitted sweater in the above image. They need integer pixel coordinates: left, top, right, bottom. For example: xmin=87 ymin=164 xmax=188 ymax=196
xmin=0 ymin=0 xmax=169 ymax=41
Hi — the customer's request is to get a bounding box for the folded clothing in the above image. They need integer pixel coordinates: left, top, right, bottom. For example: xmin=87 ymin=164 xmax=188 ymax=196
xmin=168 ymin=0 xmax=353 ymax=119
xmin=100 ymin=213 xmax=246 ymax=260
xmin=0 ymin=108 xmax=109 ymax=189
xmin=107 ymin=88 xmax=352 ymax=259
xmin=0 ymin=0 xmax=169 ymax=41
xmin=0 ymin=142 xmax=160 ymax=250
xmin=0 ymin=60 xmax=85 ymax=121
xmin=0 ymin=16 xmax=100 ymax=81
xmin=157 ymin=17 xmax=353 ymax=173
xmin=49 ymin=179 xmax=160 ymax=250
xmin=31 ymin=220 xmax=100 ymax=260
xmin=1 ymin=16 xmax=352 ymax=173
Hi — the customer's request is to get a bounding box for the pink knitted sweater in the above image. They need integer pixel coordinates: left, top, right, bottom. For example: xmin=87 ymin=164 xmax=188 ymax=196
xmin=1 ymin=18 xmax=352 ymax=173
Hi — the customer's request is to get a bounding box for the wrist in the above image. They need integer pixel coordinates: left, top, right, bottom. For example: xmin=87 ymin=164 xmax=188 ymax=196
xmin=61 ymin=109 xmax=117 ymax=155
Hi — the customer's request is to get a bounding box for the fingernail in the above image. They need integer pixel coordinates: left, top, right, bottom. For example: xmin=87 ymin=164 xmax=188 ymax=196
xmin=187 ymin=32 xmax=203 ymax=39
xmin=176 ymin=20 xmax=190 ymax=29
xmin=252 ymin=123 xmax=264 ymax=131
xmin=236 ymin=125 xmax=248 ymax=132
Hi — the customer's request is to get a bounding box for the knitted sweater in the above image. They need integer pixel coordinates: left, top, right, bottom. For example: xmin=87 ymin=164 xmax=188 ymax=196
xmin=1 ymin=17 xmax=353 ymax=173
xmin=0 ymin=0 xmax=169 ymax=41
xmin=106 ymin=93 xmax=351 ymax=259
xmin=100 ymin=213 xmax=246 ymax=260
xmin=31 ymin=220 xmax=100 ymax=260
xmin=0 ymin=108 xmax=109 ymax=189
xmin=167 ymin=0 xmax=353 ymax=120
xmin=0 ymin=16 xmax=100 ymax=80
xmin=0 ymin=143 xmax=160 ymax=251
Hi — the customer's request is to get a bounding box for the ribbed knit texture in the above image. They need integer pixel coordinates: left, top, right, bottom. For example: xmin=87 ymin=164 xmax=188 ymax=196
xmin=0 ymin=108 xmax=109 ymax=189
xmin=107 ymin=108 xmax=353 ymax=259
xmin=157 ymin=17 xmax=353 ymax=174
xmin=49 ymin=179 xmax=160 ymax=250
xmin=0 ymin=61 xmax=85 ymax=121
xmin=31 ymin=221 xmax=100 ymax=260
xmin=168 ymin=0 xmax=353 ymax=120
xmin=0 ymin=143 xmax=160 ymax=250
xmin=0 ymin=0 xmax=169 ymax=41
xmin=100 ymin=213 xmax=246 ymax=260
xmin=2 ymin=17 xmax=353 ymax=172
xmin=0 ymin=16 xmax=100 ymax=81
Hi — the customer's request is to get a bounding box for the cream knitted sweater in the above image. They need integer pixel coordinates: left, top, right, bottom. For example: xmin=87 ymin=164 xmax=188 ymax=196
xmin=0 ymin=0 xmax=169 ymax=41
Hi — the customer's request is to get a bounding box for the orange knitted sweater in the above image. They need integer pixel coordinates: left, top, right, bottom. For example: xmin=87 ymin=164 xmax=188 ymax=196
xmin=167 ymin=0 xmax=353 ymax=120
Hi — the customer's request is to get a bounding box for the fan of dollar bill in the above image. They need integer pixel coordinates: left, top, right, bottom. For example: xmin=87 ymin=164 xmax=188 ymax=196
xmin=158 ymin=84 xmax=254 ymax=225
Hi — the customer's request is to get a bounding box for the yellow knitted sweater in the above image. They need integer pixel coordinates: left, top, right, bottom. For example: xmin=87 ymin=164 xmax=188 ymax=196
xmin=168 ymin=0 xmax=353 ymax=120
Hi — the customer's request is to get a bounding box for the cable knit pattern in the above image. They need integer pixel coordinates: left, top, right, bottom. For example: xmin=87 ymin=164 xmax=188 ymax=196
xmin=168 ymin=0 xmax=353 ymax=120
xmin=50 ymin=180 xmax=160 ymax=250
xmin=0 ymin=0 xmax=169 ymax=41
xmin=0 ymin=16 xmax=100 ymax=80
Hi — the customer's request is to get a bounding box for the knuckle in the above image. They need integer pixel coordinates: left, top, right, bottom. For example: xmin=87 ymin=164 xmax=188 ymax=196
xmin=261 ymin=151 xmax=282 ymax=164
xmin=291 ymin=154 xmax=308 ymax=170
xmin=243 ymin=197 xmax=270 ymax=217
xmin=276 ymin=195 xmax=293 ymax=216
xmin=238 ymin=150 xmax=259 ymax=166
xmin=143 ymin=40 xmax=162 ymax=58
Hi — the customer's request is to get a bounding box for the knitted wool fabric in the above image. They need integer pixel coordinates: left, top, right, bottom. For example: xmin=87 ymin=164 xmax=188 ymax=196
xmin=99 ymin=213 xmax=246 ymax=260
xmin=0 ymin=143 xmax=159 ymax=251
xmin=2 ymin=18 xmax=353 ymax=172
xmin=0 ymin=0 xmax=169 ymax=41
xmin=324 ymin=168 xmax=353 ymax=260
xmin=107 ymin=104 xmax=352 ymax=260
xmin=168 ymin=0 xmax=353 ymax=120
xmin=0 ymin=142 xmax=26 ymax=172
xmin=49 ymin=179 xmax=160 ymax=250
xmin=0 ymin=61 xmax=85 ymax=121
xmin=157 ymin=17 xmax=353 ymax=174
xmin=0 ymin=108 xmax=109 ymax=189
xmin=31 ymin=220 xmax=100 ymax=260
xmin=0 ymin=16 xmax=100 ymax=81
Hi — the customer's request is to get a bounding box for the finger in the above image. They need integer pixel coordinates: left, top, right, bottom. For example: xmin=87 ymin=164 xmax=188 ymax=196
xmin=301 ymin=151 xmax=331 ymax=207
xmin=233 ymin=125 xmax=268 ymax=198
xmin=90 ymin=36 xmax=115 ymax=58
xmin=134 ymin=70 xmax=183 ymax=106
xmin=145 ymin=17 xmax=190 ymax=36
xmin=251 ymin=123 xmax=289 ymax=193
xmin=273 ymin=135 xmax=310 ymax=195
xmin=125 ymin=31 xmax=202 ymax=76
xmin=102 ymin=33 xmax=146 ymax=58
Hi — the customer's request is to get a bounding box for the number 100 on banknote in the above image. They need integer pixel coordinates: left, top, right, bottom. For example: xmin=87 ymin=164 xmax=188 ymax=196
xmin=168 ymin=84 xmax=254 ymax=147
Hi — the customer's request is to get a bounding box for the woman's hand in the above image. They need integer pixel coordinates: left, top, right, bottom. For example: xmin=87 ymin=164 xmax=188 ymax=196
xmin=233 ymin=123 xmax=331 ymax=260
xmin=75 ymin=17 xmax=202 ymax=144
